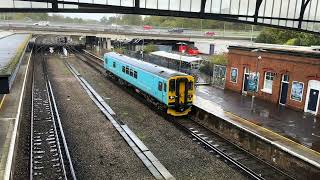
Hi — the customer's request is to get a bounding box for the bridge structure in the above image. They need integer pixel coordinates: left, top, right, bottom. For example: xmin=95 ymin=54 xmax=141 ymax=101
xmin=0 ymin=0 xmax=320 ymax=34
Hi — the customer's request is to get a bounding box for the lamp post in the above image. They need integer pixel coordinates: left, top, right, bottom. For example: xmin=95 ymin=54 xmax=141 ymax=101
xmin=250 ymin=48 xmax=266 ymax=111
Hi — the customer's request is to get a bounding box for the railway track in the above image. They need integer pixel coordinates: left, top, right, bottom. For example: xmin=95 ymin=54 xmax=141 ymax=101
xmin=69 ymin=49 xmax=295 ymax=180
xmin=30 ymin=47 xmax=76 ymax=179
xmin=173 ymin=117 xmax=294 ymax=180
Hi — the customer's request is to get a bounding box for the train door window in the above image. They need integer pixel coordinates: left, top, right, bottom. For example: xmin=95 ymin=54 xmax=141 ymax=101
xmin=130 ymin=69 xmax=134 ymax=76
xmin=113 ymin=62 xmax=116 ymax=68
xmin=164 ymin=83 xmax=167 ymax=92
xmin=158 ymin=82 xmax=163 ymax=91
xmin=134 ymin=71 xmax=138 ymax=79
xmin=169 ymin=80 xmax=175 ymax=92
xmin=126 ymin=66 xmax=129 ymax=74
xmin=122 ymin=66 xmax=125 ymax=73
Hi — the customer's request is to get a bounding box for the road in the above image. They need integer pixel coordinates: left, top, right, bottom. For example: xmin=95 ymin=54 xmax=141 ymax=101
xmin=0 ymin=20 xmax=258 ymax=41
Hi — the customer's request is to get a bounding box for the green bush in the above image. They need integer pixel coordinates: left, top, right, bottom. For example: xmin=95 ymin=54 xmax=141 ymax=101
xmin=143 ymin=43 xmax=158 ymax=54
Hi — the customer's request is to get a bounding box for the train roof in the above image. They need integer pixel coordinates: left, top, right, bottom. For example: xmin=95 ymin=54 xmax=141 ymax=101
xmin=105 ymin=52 xmax=188 ymax=79
xmin=150 ymin=51 xmax=202 ymax=63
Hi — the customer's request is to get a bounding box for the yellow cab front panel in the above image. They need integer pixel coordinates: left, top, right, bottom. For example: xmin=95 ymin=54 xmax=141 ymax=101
xmin=167 ymin=75 xmax=195 ymax=116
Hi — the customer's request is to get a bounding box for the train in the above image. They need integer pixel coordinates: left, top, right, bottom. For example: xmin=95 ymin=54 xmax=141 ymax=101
xmin=103 ymin=52 xmax=195 ymax=116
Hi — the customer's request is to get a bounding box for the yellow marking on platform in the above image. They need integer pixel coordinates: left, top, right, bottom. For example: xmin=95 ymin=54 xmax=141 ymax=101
xmin=0 ymin=94 xmax=6 ymax=110
xmin=223 ymin=110 xmax=320 ymax=156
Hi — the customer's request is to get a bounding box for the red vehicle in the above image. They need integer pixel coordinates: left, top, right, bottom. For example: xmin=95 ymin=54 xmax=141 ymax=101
xmin=205 ymin=31 xmax=215 ymax=36
xmin=178 ymin=44 xmax=199 ymax=56
xmin=143 ymin=25 xmax=153 ymax=30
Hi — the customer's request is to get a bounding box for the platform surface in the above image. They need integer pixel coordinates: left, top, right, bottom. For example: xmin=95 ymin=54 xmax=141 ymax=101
xmin=0 ymin=51 xmax=29 ymax=179
xmin=195 ymin=85 xmax=320 ymax=167
xmin=0 ymin=33 xmax=29 ymax=74
xmin=196 ymin=86 xmax=320 ymax=152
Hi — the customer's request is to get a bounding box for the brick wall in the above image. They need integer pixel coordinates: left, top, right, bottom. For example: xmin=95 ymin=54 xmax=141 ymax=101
xmin=226 ymin=48 xmax=320 ymax=114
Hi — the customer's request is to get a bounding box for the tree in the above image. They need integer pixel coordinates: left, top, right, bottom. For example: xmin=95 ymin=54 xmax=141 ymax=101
xmin=256 ymin=27 xmax=320 ymax=46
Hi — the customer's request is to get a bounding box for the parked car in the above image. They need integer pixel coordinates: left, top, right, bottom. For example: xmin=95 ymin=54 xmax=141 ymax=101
xmin=143 ymin=25 xmax=153 ymax=30
xmin=33 ymin=21 xmax=50 ymax=26
xmin=178 ymin=44 xmax=199 ymax=56
xmin=168 ymin=28 xmax=184 ymax=33
xmin=205 ymin=31 xmax=215 ymax=36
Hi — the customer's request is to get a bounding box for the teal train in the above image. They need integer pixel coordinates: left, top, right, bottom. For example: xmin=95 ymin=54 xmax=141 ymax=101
xmin=103 ymin=52 xmax=195 ymax=116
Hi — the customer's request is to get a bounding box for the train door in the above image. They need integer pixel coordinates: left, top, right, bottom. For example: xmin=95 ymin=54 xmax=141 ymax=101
xmin=175 ymin=78 xmax=188 ymax=105
xmin=157 ymin=81 xmax=164 ymax=102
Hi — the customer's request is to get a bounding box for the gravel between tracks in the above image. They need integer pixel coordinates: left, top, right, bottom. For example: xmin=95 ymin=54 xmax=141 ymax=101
xmin=46 ymin=55 xmax=154 ymax=180
xmin=68 ymin=54 xmax=248 ymax=180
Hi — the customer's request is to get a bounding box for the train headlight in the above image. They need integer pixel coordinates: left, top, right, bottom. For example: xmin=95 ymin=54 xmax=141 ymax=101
xmin=188 ymin=94 xmax=193 ymax=99
xmin=169 ymin=96 xmax=175 ymax=100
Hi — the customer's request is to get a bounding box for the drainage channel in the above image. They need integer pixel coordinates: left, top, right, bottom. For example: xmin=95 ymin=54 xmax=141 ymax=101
xmin=63 ymin=59 xmax=175 ymax=180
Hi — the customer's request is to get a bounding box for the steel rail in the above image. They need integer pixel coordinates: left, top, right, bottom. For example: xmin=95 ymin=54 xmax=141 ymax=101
xmin=174 ymin=118 xmax=295 ymax=180
xmin=30 ymin=46 xmax=76 ymax=180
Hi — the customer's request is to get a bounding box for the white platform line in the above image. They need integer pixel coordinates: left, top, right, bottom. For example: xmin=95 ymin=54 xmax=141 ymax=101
xmin=4 ymin=49 xmax=32 ymax=180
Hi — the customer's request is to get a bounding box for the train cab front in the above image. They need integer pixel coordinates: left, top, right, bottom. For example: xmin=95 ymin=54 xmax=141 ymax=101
xmin=167 ymin=76 xmax=195 ymax=116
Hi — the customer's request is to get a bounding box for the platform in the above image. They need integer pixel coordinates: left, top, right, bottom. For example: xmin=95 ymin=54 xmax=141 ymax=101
xmin=196 ymin=86 xmax=320 ymax=152
xmin=0 ymin=33 xmax=30 ymax=94
xmin=0 ymin=49 xmax=31 ymax=179
xmin=194 ymin=85 xmax=320 ymax=172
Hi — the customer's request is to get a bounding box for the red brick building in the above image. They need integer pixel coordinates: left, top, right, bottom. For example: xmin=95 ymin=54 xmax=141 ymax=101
xmin=226 ymin=45 xmax=320 ymax=115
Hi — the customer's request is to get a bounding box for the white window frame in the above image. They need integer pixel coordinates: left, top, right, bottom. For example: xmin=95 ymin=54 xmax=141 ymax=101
xmin=230 ymin=67 xmax=238 ymax=83
xmin=262 ymin=71 xmax=274 ymax=94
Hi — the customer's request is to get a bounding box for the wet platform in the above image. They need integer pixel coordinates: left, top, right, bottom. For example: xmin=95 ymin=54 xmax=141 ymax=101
xmin=0 ymin=49 xmax=31 ymax=179
xmin=194 ymin=85 xmax=320 ymax=171
xmin=196 ymin=86 xmax=320 ymax=152
xmin=0 ymin=33 xmax=30 ymax=94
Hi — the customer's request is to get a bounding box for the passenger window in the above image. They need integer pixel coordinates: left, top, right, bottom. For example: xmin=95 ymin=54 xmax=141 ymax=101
xmin=169 ymin=80 xmax=175 ymax=92
xmin=134 ymin=71 xmax=138 ymax=79
xmin=188 ymin=82 xmax=193 ymax=90
xmin=164 ymin=83 xmax=167 ymax=92
xmin=126 ymin=66 xmax=129 ymax=74
xmin=158 ymin=82 xmax=163 ymax=91
xmin=122 ymin=66 xmax=125 ymax=73
xmin=113 ymin=62 xmax=116 ymax=68
xmin=130 ymin=69 xmax=134 ymax=76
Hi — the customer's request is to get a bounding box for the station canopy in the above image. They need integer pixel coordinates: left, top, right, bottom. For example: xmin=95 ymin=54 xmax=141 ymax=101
xmin=0 ymin=0 xmax=319 ymax=34
xmin=151 ymin=51 xmax=203 ymax=63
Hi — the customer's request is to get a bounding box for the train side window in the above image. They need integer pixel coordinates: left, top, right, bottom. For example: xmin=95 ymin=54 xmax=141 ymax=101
xmin=126 ymin=66 xmax=129 ymax=74
xmin=158 ymin=82 xmax=163 ymax=91
xmin=130 ymin=69 xmax=134 ymax=76
xmin=122 ymin=66 xmax=125 ymax=73
xmin=169 ymin=80 xmax=175 ymax=91
xmin=134 ymin=71 xmax=138 ymax=79
xmin=113 ymin=62 xmax=116 ymax=68
xmin=164 ymin=83 xmax=167 ymax=92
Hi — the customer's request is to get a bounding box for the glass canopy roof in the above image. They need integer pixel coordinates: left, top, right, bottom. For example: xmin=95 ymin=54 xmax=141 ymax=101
xmin=0 ymin=0 xmax=318 ymax=34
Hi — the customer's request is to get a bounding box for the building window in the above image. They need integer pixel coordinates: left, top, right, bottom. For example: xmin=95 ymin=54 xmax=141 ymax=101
xmin=134 ymin=71 xmax=138 ymax=79
xmin=230 ymin=68 xmax=238 ymax=83
xmin=262 ymin=72 xmax=274 ymax=94
xmin=122 ymin=66 xmax=125 ymax=73
xmin=113 ymin=62 xmax=116 ymax=68
xmin=158 ymin=82 xmax=163 ymax=91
